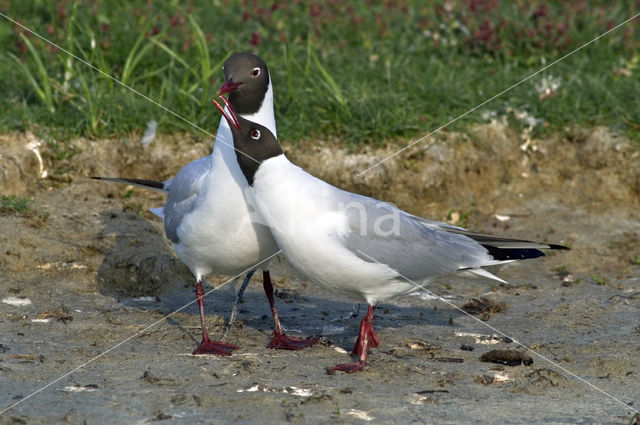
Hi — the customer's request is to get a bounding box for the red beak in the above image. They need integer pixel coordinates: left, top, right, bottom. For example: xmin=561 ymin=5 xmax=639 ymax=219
xmin=212 ymin=96 xmax=241 ymax=130
xmin=219 ymin=77 xmax=243 ymax=96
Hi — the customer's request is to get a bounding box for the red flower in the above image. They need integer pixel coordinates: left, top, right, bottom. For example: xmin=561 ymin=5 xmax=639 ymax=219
xmin=532 ymin=5 xmax=547 ymax=18
xmin=311 ymin=3 xmax=321 ymax=17
xmin=250 ymin=32 xmax=260 ymax=46
xmin=169 ymin=14 xmax=184 ymax=27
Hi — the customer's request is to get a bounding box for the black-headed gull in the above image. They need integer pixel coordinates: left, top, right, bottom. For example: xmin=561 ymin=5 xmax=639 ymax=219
xmin=94 ymin=53 xmax=316 ymax=355
xmin=214 ymin=106 xmax=568 ymax=372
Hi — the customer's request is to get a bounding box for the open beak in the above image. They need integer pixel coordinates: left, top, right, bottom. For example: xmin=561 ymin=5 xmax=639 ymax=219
xmin=212 ymin=96 xmax=241 ymax=130
xmin=219 ymin=77 xmax=243 ymax=96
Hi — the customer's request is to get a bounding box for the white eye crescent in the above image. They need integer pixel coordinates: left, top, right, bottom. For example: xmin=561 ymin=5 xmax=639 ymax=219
xmin=251 ymin=67 xmax=261 ymax=77
xmin=250 ymin=129 xmax=261 ymax=140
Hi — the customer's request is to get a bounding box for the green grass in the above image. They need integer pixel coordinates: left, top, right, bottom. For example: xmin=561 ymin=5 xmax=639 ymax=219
xmin=1 ymin=195 xmax=31 ymax=213
xmin=591 ymin=274 xmax=610 ymax=286
xmin=1 ymin=0 xmax=639 ymax=146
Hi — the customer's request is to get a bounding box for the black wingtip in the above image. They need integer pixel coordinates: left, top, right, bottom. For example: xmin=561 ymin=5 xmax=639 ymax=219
xmin=91 ymin=177 xmax=166 ymax=191
xmin=484 ymin=245 xmax=546 ymax=261
xmin=483 ymin=241 xmax=569 ymax=261
xmin=547 ymin=243 xmax=570 ymax=250
xmin=127 ymin=178 xmax=164 ymax=189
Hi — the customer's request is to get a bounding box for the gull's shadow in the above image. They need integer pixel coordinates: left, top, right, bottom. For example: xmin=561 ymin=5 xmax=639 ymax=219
xmin=94 ymin=209 xmax=470 ymax=350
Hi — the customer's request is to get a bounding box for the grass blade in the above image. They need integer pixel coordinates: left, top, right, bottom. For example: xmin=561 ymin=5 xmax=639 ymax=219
xmin=120 ymin=20 xmax=154 ymax=86
xmin=11 ymin=34 xmax=55 ymax=113
xmin=149 ymin=39 xmax=194 ymax=76
xmin=311 ymin=49 xmax=349 ymax=115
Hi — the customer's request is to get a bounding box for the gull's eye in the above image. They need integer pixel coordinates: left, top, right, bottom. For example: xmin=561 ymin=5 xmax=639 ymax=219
xmin=251 ymin=67 xmax=261 ymax=77
xmin=250 ymin=129 xmax=261 ymax=140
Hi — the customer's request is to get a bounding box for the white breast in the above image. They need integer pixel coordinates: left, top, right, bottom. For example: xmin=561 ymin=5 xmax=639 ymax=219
xmin=173 ymin=116 xmax=277 ymax=277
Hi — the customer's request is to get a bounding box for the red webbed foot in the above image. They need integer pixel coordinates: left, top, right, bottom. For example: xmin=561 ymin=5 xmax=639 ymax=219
xmin=192 ymin=339 xmax=238 ymax=356
xmin=332 ymin=360 xmax=366 ymax=373
xmin=267 ymin=333 xmax=318 ymax=350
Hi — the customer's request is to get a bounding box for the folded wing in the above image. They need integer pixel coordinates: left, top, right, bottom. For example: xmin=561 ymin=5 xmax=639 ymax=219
xmin=339 ymin=193 xmax=566 ymax=283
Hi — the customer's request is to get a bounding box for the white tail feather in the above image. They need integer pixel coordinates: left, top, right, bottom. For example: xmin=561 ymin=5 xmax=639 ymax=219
xmin=463 ymin=268 xmax=509 ymax=284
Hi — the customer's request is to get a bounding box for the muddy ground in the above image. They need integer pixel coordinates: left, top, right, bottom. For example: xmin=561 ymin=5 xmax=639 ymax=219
xmin=1 ymin=123 xmax=639 ymax=424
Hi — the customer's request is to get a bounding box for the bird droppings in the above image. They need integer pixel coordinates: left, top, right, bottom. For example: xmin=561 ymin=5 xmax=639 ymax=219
xmin=36 ymin=262 xmax=87 ymax=270
xmin=455 ymin=332 xmax=514 ymax=345
xmin=236 ymin=384 xmax=313 ymax=397
xmin=345 ymin=409 xmax=375 ymax=421
xmin=2 ymin=297 xmax=32 ymax=307
xmin=480 ymin=349 xmax=534 ymax=366
xmin=409 ymin=393 xmax=440 ymax=405
xmin=130 ymin=296 xmax=158 ymax=303
xmin=62 ymin=384 xmax=98 ymax=393
xmin=412 ymin=291 xmax=463 ymax=301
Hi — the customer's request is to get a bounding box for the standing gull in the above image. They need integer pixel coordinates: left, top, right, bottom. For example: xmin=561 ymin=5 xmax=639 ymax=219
xmin=215 ymin=106 xmax=568 ymax=372
xmin=94 ymin=53 xmax=316 ymax=355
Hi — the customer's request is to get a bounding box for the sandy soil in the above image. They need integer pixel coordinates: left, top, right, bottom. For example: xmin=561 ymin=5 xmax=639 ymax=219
xmin=1 ymin=124 xmax=639 ymax=424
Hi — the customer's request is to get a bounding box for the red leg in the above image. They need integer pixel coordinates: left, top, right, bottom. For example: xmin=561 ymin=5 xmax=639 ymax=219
xmin=263 ymin=271 xmax=317 ymax=350
xmin=352 ymin=306 xmax=379 ymax=356
xmin=192 ymin=280 xmax=238 ymax=356
xmin=333 ymin=304 xmax=377 ymax=373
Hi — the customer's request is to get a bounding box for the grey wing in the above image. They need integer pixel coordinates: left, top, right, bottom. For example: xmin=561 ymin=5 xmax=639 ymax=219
xmin=338 ymin=192 xmax=493 ymax=281
xmin=162 ymin=156 xmax=211 ymax=243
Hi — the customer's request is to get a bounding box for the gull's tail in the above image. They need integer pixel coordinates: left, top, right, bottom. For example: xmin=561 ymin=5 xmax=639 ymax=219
xmin=91 ymin=177 xmax=167 ymax=193
xmin=443 ymin=227 xmax=568 ymax=284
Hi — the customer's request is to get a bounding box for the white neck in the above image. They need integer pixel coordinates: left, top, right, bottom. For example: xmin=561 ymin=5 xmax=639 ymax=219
xmin=240 ymin=77 xmax=277 ymax=138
